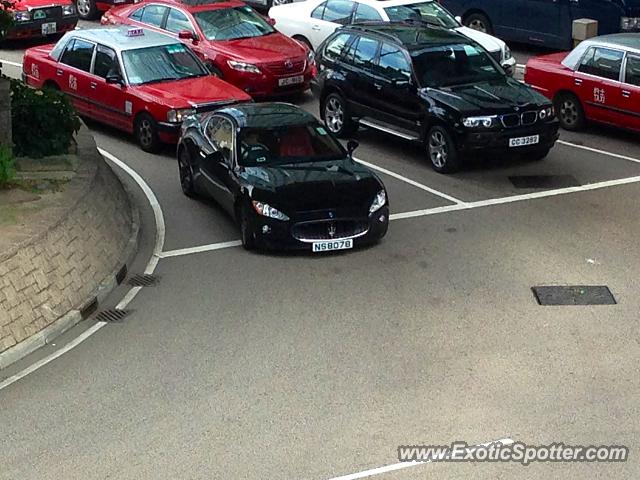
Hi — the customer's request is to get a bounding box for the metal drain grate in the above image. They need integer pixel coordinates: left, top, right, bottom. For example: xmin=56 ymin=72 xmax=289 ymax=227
xmin=127 ymin=274 xmax=159 ymax=287
xmin=96 ymin=309 xmax=130 ymax=323
xmin=532 ymin=286 xmax=616 ymax=306
xmin=509 ymin=175 xmax=580 ymax=189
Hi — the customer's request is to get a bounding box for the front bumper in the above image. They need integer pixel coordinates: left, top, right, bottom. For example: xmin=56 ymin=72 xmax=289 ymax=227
xmin=249 ymin=206 xmax=389 ymax=251
xmin=157 ymin=121 xmax=181 ymax=144
xmin=5 ymin=16 xmax=77 ymax=40
xmin=455 ymin=119 xmax=560 ymax=156
xmin=225 ymin=66 xmax=315 ymax=98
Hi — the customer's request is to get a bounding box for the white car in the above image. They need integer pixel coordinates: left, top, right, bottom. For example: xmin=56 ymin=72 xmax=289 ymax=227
xmin=269 ymin=0 xmax=516 ymax=72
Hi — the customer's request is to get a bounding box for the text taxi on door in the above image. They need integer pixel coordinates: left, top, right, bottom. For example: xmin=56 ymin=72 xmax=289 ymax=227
xmin=21 ymin=26 xmax=252 ymax=152
xmin=524 ymin=34 xmax=640 ymax=134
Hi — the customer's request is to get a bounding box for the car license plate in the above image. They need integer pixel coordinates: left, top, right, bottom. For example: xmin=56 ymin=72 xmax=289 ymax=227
xmin=509 ymin=135 xmax=539 ymax=148
xmin=312 ymin=239 xmax=353 ymax=253
xmin=278 ymin=75 xmax=304 ymax=87
xmin=41 ymin=22 xmax=56 ymax=35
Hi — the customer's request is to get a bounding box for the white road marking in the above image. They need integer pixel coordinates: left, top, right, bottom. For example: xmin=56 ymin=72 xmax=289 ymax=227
xmin=390 ymin=174 xmax=640 ymax=221
xmin=0 ymin=59 xmax=22 ymax=68
xmin=159 ymin=240 xmax=243 ymax=258
xmin=0 ymin=148 xmax=165 ymax=391
xmin=327 ymin=438 xmax=514 ymax=480
xmin=558 ymin=140 xmax=640 ymax=165
xmin=354 ymin=157 xmax=465 ymax=205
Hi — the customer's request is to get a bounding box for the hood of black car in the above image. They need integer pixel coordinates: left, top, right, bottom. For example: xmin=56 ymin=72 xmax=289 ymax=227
xmin=425 ymin=78 xmax=550 ymax=116
xmin=239 ymin=159 xmax=382 ymax=213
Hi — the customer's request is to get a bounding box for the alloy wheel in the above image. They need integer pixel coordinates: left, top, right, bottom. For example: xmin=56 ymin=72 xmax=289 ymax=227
xmin=429 ymin=130 xmax=448 ymax=168
xmin=560 ymin=99 xmax=579 ymax=127
xmin=178 ymin=151 xmax=194 ymax=195
xmin=325 ymin=97 xmax=344 ymax=134
xmin=138 ymin=119 xmax=153 ymax=149
xmin=76 ymin=0 xmax=91 ymax=17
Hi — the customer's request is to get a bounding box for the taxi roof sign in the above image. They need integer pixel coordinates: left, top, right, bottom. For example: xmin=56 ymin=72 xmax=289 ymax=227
xmin=126 ymin=27 xmax=145 ymax=37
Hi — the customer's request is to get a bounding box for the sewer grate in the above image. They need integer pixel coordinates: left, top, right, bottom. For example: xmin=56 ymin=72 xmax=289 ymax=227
xmin=96 ymin=309 xmax=130 ymax=323
xmin=532 ymin=286 xmax=616 ymax=306
xmin=509 ymin=175 xmax=580 ymax=189
xmin=126 ymin=274 xmax=159 ymax=287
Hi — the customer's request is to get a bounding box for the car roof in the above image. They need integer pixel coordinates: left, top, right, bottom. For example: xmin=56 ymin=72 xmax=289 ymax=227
xmin=584 ymin=33 xmax=640 ymax=53
xmin=343 ymin=21 xmax=470 ymax=49
xmin=214 ymin=103 xmax=318 ymax=128
xmin=68 ymin=26 xmax=178 ymax=52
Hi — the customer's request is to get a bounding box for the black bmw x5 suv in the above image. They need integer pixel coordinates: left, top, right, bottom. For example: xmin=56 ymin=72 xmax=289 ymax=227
xmin=312 ymin=22 xmax=560 ymax=173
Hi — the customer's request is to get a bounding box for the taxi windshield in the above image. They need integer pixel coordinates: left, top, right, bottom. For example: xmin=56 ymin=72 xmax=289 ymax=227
xmin=412 ymin=43 xmax=503 ymax=87
xmin=194 ymin=6 xmax=275 ymax=41
xmin=238 ymin=124 xmax=345 ymax=167
xmin=121 ymin=43 xmax=208 ymax=85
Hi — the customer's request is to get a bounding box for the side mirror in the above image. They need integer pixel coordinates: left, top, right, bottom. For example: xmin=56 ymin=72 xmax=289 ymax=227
xmin=106 ymin=73 xmax=124 ymax=86
xmin=347 ymin=139 xmax=359 ymax=155
xmin=266 ymin=17 xmax=276 ymax=26
xmin=178 ymin=30 xmax=197 ymax=42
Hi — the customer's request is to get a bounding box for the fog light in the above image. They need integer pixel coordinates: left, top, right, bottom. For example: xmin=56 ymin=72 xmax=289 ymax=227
xmin=379 ymin=215 xmax=386 ymax=223
xmin=262 ymin=225 xmax=271 ymax=234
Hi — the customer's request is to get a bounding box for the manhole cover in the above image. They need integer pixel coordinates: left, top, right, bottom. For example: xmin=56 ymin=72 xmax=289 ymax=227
xmin=95 ymin=309 xmax=130 ymax=323
xmin=532 ymin=286 xmax=616 ymax=306
xmin=509 ymin=175 xmax=580 ymax=189
xmin=127 ymin=274 xmax=159 ymax=287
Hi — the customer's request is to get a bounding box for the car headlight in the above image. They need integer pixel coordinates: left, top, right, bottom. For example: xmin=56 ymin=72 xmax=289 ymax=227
xmin=621 ymin=17 xmax=640 ymax=30
xmin=227 ymin=60 xmax=261 ymax=74
xmin=13 ymin=11 xmax=31 ymax=22
xmin=167 ymin=108 xmax=195 ymax=123
xmin=369 ymin=190 xmax=386 ymax=214
xmin=62 ymin=4 xmax=76 ymax=15
xmin=252 ymin=201 xmax=289 ymax=221
xmin=306 ymin=49 xmax=315 ymax=65
xmin=538 ymin=106 xmax=554 ymax=121
xmin=502 ymin=45 xmax=512 ymax=62
xmin=462 ymin=116 xmax=497 ymax=128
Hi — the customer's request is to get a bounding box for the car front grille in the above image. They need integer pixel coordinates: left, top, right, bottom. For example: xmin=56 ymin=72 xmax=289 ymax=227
xmin=292 ymin=219 xmax=369 ymax=242
xmin=32 ymin=6 xmax=63 ymax=20
xmin=500 ymin=110 xmax=540 ymax=128
xmin=263 ymin=57 xmax=306 ymax=76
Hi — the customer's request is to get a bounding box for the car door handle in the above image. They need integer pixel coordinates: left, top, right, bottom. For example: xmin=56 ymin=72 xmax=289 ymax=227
xmin=56 ymin=69 xmax=63 ymax=76
xmin=311 ymin=24 xmax=321 ymax=30
xmin=374 ymin=83 xmax=382 ymax=90
xmin=574 ymin=78 xmax=582 ymax=86
xmin=90 ymin=82 xmax=97 ymax=89
xmin=622 ymin=90 xmax=631 ymax=98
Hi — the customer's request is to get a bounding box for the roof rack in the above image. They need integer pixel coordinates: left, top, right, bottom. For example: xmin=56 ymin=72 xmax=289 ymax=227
xmin=346 ymin=22 xmax=405 ymax=43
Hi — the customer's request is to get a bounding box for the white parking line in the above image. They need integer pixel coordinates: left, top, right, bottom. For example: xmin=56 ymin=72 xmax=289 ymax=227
xmin=558 ymin=140 xmax=640 ymax=165
xmin=327 ymin=438 xmax=514 ymax=480
xmin=0 ymin=148 xmax=165 ymax=391
xmin=159 ymin=240 xmax=243 ymax=258
xmin=354 ymin=157 xmax=466 ymax=205
xmin=0 ymin=59 xmax=22 ymax=68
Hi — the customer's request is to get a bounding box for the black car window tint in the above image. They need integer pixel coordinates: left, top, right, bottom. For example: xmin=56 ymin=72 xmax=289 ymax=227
xmin=166 ymin=8 xmax=193 ymax=33
xmin=352 ymin=36 xmax=379 ymax=69
xmin=324 ymin=33 xmax=351 ymax=61
xmin=377 ymin=42 xmax=411 ymax=80
xmin=625 ymin=55 xmax=640 ymax=87
xmin=206 ymin=117 xmax=234 ymax=165
xmin=311 ymin=2 xmax=326 ymax=19
xmin=93 ymin=45 xmax=118 ymax=79
xmin=322 ymin=0 xmax=355 ymax=25
xmin=60 ymin=39 xmax=95 ymax=72
xmin=140 ymin=4 xmax=168 ymax=27
xmin=130 ymin=7 xmax=144 ymax=20
xmin=578 ymin=47 xmax=623 ymax=81
xmin=353 ymin=3 xmax=381 ymax=22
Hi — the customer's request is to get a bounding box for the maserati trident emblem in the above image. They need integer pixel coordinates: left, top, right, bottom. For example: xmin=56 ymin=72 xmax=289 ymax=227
xmin=328 ymin=223 xmax=337 ymax=238
xmin=284 ymin=59 xmax=294 ymax=70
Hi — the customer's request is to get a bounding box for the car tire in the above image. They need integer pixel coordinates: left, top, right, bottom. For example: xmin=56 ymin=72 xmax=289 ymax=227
xmin=239 ymin=205 xmax=257 ymax=251
xmin=323 ymin=93 xmax=355 ymax=137
xmin=178 ymin=147 xmax=198 ymax=198
xmin=524 ymin=147 xmax=550 ymax=162
xmin=554 ymin=92 xmax=585 ymax=131
xmin=135 ymin=113 xmax=161 ymax=153
xmin=464 ymin=12 xmax=492 ymax=34
xmin=426 ymin=126 xmax=460 ymax=173
xmin=75 ymin=0 xmax=99 ymax=20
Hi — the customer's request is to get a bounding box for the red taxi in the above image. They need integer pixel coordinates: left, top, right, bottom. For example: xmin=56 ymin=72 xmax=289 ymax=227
xmin=1 ymin=0 xmax=77 ymax=40
xmin=525 ymin=34 xmax=640 ymax=133
xmin=22 ymin=26 xmax=251 ymax=152
xmin=101 ymin=0 xmax=316 ymax=98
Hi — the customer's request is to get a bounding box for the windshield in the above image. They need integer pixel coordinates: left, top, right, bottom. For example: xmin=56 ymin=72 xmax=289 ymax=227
xmin=412 ymin=43 xmax=503 ymax=87
xmin=122 ymin=43 xmax=207 ymax=85
xmin=384 ymin=1 xmax=458 ymax=28
xmin=194 ymin=6 xmax=275 ymax=41
xmin=239 ymin=124 xmax=346 ymax=167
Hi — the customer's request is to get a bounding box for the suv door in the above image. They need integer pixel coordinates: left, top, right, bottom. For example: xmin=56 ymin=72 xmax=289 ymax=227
xmin=58 ymin=38 xmax=96 ymax=118
xmin=200 ymin=115 xmax=236 ymax=214
xmin=341 ymin=34 xmax=380 ymax=117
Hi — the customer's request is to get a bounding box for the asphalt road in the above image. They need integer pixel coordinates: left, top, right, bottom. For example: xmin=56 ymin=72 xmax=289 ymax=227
xmin=1 ymin=26 xmax=639 ymax=480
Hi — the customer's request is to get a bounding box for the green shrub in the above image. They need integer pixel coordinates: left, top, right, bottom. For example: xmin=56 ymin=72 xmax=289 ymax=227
xmin=0 ymin=2 xmax=14 ymax=40
xmin=0 ymin=144 xmax=15 ymax=186
xmin=10 ymin=79 xmax=81 ymax=158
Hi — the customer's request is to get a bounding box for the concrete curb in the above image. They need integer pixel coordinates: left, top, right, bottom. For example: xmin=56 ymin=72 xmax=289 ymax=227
xmin=0 ymin=157 xmax=141 ymax=371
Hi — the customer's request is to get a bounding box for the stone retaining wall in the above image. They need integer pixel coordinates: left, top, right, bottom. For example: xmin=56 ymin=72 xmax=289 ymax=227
xmin=0 ymin=126 xmax=134 ymax=356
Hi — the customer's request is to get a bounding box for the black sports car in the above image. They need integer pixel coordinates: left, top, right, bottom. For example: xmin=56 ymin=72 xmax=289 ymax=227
xmin=177 ymin=103 xmax=389 ymax=251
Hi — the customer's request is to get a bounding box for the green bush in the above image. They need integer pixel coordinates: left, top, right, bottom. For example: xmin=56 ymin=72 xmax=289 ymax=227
xmin=10 ymin=79 xmax=81 ymax=158
xmin=0 ymin=143 xmax=15 ymax=186
xmin=0 ymin=2 xmax=14 ymax=40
